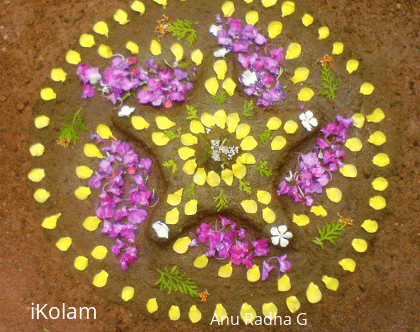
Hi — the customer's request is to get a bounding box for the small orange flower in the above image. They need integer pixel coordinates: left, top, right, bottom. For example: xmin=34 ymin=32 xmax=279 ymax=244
xmin=57 ymin=139 xmax=71 ymax=147
xmin=338 ymin=213 xmax=353 ymax=227
xmin=198 ymin=289 xmax=210 ymax=303
xmin=318 ymin=54 xmax=334 ymax=68
xmin=155 ymin=15 xmax=171 ymax=39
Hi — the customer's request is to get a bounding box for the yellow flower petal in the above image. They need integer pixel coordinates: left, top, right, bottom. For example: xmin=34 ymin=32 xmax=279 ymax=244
xmin=306 ymin=282 xmax=322 ymax=303
xmin=83 ymin=216 xmax=102 ymax=231
xmin=366 ymin=108 xmax=385 ymax=123
xmin=214 ymin=304 xmax=228 ymax=323
xmin=360 ymin=82 xmax=375 ymax=95
xmin=302 ymin=13 xmax=314 ymax=26
xmin=346 ymin=59 xmax=359 ymax=73
xmin=75 ymin=186 xmax=91 ymax=200
xmin=190 ymin=119 xmax=205 ymax=134
xmin=262 ymin=303 xmax=278 ymax=319
xmin=268 ymin=21 xmax=282 ymax=38
xmin=290 ymin=67 xmax=309 ymax=84
xmin=165 ymin=208 xmax=180 ymax=225
xmin=285 ymin=43 xmax=301 ymax=60
xmin=29 ymin=143 xmax=45 ymax=157
xmin=178 ymin=147 xmax=196 ymax=160
xmin=368 ymin=131 xmax=386 ymax=146
xmin=91 ymin=245 xmax=108 ymax=260
xmin=205 ymin=77 xmax=219 ymax=96
xmin=271 ymin=135 xmax=287 ymax=150
xmin=284 ymin=120 xmax=298 ymax=134
xmin=266 ymin=117 xmax=282 ymax=130
xmin=247 ymin=265 xmax=260 ymax=282
xmin=293 ymin=213 xmax=309 ymax=226
xmin=74 ymin=256 xmax=88 ymax=271
xmin=361 ymin=219 xmax=378 ymax=233
xmin=262 ymin=207 xmax=276 ymax=224
xmin=152 ymin=132 xmax=170 ymax=146
xmin=201 ymin=112 xmax=216 ymax=128
xmin=147 ymin=298 xmax=158 ymax=313
xmin=34 ymin=115 xmax=50 ymax=129
xmin=282 ymin=1 xmax=295 ymax=16
xmin=232 ymin=163 xmax=247 ymax=179
xmin=155 ymin=116 xmax=176 ymax=130
xmin=28 ymin=168 xmax=45 ymax=182
xmin=193 ymin=255 xmax=208 ymax=268
xmin=236 ymin=123 xmax=251 ymax=139
xmin=181 ymin=133 xmax=197 ymax=146
xmin=173 ymin=236 xmax=191 ymax=254
xmin=79 ymin=33 xmax=95 ymax=47
xmin=222 ymin=78 xmax=236 ymax=96
xmin=168 ymin=305 xmax=180 ymax=321
xmin=241 ymin=200 xmax=258 ymax=214
xmin=213 ymin=110 xmax=227 ymax=129
xmin=221 ymin=169 xmax=234 ymax=186
xmin=93 ymin=21 xmax=108 ymax=36
xmin=56 ymin=237 xmax=72 ymax=251
xmin=352 ymin=113 xmax=365 ymax=128
xmin=372 ymin=177 xmax=388 ymax=191
xmin=318 ymin=26 xmax=329 ymax=40
xmin=131 ymin=1 xmax=145 ymax=14
xmin=92 ymin=270 xmax=108 ymax=288
xmin=207 ymin=171 xmax=221 ymax=187
xmin=277 ymin=274 xmax=291 ymax=291
xmin=345 ymin=137 xmax=363 ymax=152
xmin=191 ymin=49 xmax=203 ymax=66
xmin=193 ymin=168 xmax=206 ymax=186
xmin=246 ymin=11 xmax=259 ymax=25
xmin=171 ymin=43 xmax=184 ymax=62
xmin=65 ymin=50 xmax=81 ymax=65
xmin=322 ymin=275 xmax=339 ymax=291
xmin=240 ymin=136 xmax=258 ymax=151
xmin=76 ymin=165 xmax=93 ymax=179
xmin=150 ymin=39 xmax=161 ymax=56
xmin=96 ymin=124 xmax=115 ymax=139
xmin=98 ymin=44 xmax=113 ymax=59
xmin=286 ymin=296 xmax=300 ymax=313
xmin=126 ymin=41 xmax=139 ymax=54
xmin=221 ymin=1 xmax=235 ymax=16
xmin=236 ymin=153 xmax=256 ymax=165
xmin=189 ymin=305 xmax=201 ymax=323
xmin=41 ymin=213 xmax=61 ymax=229
xmin=214 ymin=60 xmax=227 ymax=80
xmin=185 ymin=199 xmax=198 ymax=215
xmin=352 ymin=238 xmax=368 ymax=252
xmin=218 ymin=261 xmax=232 ymax=278
xmin=298 ymin=87 xmax=314 ymax=101
xmin=332 ymin=42 xmax=344 ymax=55
xmin=40 ymin=87 xmax=56 ymax=101
xmin=339 ymin=164 xmax=358 ymax=178
xmin=326 ymin=187 xmax=342 ymax=203
xmin=50 ymin=68 xmax=67 ymax=82
xmin=262 ymin=0 xmax=278 ymax=8
xmin=226 ymin=113 xmax=240 ymax=133
xmin=372 ymin=153 xmax=390 ymax=167
xmin=167 ymin=188 xmax=183 ymax=206
xmin=240 ymin=303 xmax=257 ymax=324
xmin=183 ymin=159 xmax=197 ymax=175
xmin=257 ymin=190 xmax=271 ymax=205
xmin=339 ymin=258 xmax=356 ymax=272
xmin=34 ymin=188 xmax=50 ymax=203
xmin=84 ymin=143 xmax=104 ymax=158
xmin=153 ymin=0 xmax=167 ymax=8
xmin=369 ymin=196 xmax=386 ymax=210
xmin=121 ymin=286 xmax=134 ymax=301
xmin=114 ymin=9 xmax=129 ymax=25
xmin=131 ymin=116 xmax=150 ymax=130
xmin=310 ymin=205 xmax=328 ymax=217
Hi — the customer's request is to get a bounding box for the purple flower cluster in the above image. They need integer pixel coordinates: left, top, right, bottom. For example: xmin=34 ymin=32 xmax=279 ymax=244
xmin=210 ymin=15 xmax=285 ymax=107
xmin=277 ymin=115 xmax=353 ymax=206
xmin=88 ymin=134 xmax=156 ymax=270
xmin=261 ymin=255 xmax=291 ymax=281
xmin=76 ymin=57 xmax=193 ymax=108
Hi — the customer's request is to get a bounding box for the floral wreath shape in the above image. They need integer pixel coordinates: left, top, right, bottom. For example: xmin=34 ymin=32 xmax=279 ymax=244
xmin=30 ymin=0 xmax=390 ymax=325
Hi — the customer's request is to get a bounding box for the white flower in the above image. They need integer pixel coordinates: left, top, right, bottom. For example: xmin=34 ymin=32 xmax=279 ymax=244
xmin=213 ymin=47 xmax=230 ymax=58
xmin=118 ymin=105 xmax=136 ymax=117
xmin=299 ymin=110 xmax=318 ymax=132
xmin=240 ymin=69 xmax=258 ymax=87
xmin=209 ymin=24 xmax=223 ymax=37
xmin=152 ymin=221 xmax=169 ymax=239
xmin=270 ymin=225 xmax=293 ymax=247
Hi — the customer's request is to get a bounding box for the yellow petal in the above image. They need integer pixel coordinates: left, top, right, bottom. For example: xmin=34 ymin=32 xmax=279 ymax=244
xmin=190 ymin=119 xmax=205 ymax=134
xmin=221 ymin=1 xmax=235 ymax=16
xmin=191 ymin=49 xmax=203 ymax=66
xmin=165 ymin=207 xmax=180 ymax=225
xmin=207 ymin=171 xmax=221 ymax=187
xmin=131 ymin=116 xmax=150 ymax=130
xmin=293 ymin=213 xmax=309 ymax=226
xmin=345 ymin=137 xmax=363 ymax=152
xmin=214 ymin=304 xmax=228 ymax=323
xmin=28 ymin=168 xmax=45 ymax=182
xmin=114 ymin=9 xmax=129 ymax=25
xmin=93 ymin=21 xmax=109 ymax=36
xmin=91 ymin=245 xmax=108 ymax=260
xmin=241 ymin=200 xmax=258 ymax=214
xmin=369 ymin=196 xmax=386 ymax=210
xmin=290 ymin=67 xmax=309 ymax=83
xmin=131 ymin=1 xmax=145 ymax=14
xmin=277 ymin=274 xmax=291 ymax=291
xmin=189 ymin=305 xmax=202 ymax=323
xmin=96 ymin=124 xmax=115 ymax=139
xmin=236 ymin=153 xmax=256 ymax=165
xmin=322 ymin=275 xmax=339 ymax=291
xmin=29 ymin=143 xmax=45 ymax=157
xmin=268 ymin=21 xmax=283 ymax=39
xmin=221 ymin=169 xmax=234 ymax=186
xmin=240 ymin=303 xmax=257 ymax=324
xmin=171 ymin=43 xmax=184 ymax=62
xmin=193 ymin=168 xmax=207 ymax=186
xmin=79 ymin=33 xmax=95 ymax=47
xmin=74 ymin=256 xmax=88 ymax=271
xmin=257 ymin=190 xmax=271 ymax=205
xmin=352 ymin=113 xmax=365 ymax=128
xmin=205 ymin=77 xmax=219 ymax=96
xmin=266 ymin=117 xmax=282 ymax=130
xmin=201 ymin=112 xmax=216 ymax=128
xmin=306 ymin=282 xmax=322 ymax=303
xmin=244 ymin=0 xmax=253 ymax=3
xmin=121 ymin=286 xmax=134 ymax=301
xmin=34 ymin=188 xmax=50 ymax=203
xmin=126 ymin=41 xmax=139 ymax=54
xmin=40 ymin=87 xmax=56 ymax=101
xmin=153 ymin=0 xmax=167 ymax=8
xmin=372 ymin=177 xmax=388 ymax=191
xmin=75 ymin=186 xmax=91 ymax=200
xmin=84 ymin=143 xmax=104 ymax=158
xmin=65 ymin=50 xmax=81 ymax=65
xmin=352 ymin=238 xmax=368 ymax=252
xmin=318 ymin=26 xmax=329 ymax=40
xmin=339 ymin=258 xmax=356 ymax=272
xmin=236 ymin=123 xmax=251 ymax=139
xmin=368 ymin=131 xmax=386 ymax=146
xmin=262 ymin=303 xmax=278 ymax=319
xmin=232 ymin=163 xmax=247 ymax=179
xmin=167 ymin=188 xmax=184 ymax=206
xmin=34 ymin=115 xmax=50 ymax=129
xmin=83 ymin=216 xmax=102 ymax=231
xmin=310 ymin=205 xmax=328 ymax=217
xmin=56 ymin=237 xmax=72 ymax=251
xmin=361 ymin=219 xmax=378 ymax=233
xmin=366 ymin=108 xmax=385 ymax=123
xmin=302 ymin=13 xmax=314 ymax=26
xmin=214 ymin=60 xmax=227 ymax=80
xmin=332 ymin=42 xmax=344 ymax=55
xmin=152 ymin=132 xmax=170 ymax=146
xmin=372 ymin=153 xmax=390 ymax=167
xmin=98 ymin=44 xmax=113 ymax=59
xmin=168 ymin=305 xmax=180 ymax=321
xmin=150 ymin=39 xmax=161 ymax=56
xmin=41 ymin=213 xmax=61 ymax=229
xmin=284 ymin=120 xmax=298 ymax=134
xmin=50 ymin=68 xmax=67 ymax=82
xmin=360 ymin=82 xmax=375 ymax=95
xmin=218 ymin=261 xmax=232 ymax=278
xmin=326 ymin=187 xmax=342 ymax=203
xmin=92 ymin=270 xmax=108 ymax=288
xmin=298 ymin=87 xmax=314 ymax=101
xmin=339 ymin=164 xmax=358 ymax=178
xmin=346 ymin=59 xmax=359 ymax=73
xmin=240 ymin=136 xmax=258 ymax=151
xmin=262 ymin=207 xmax=276 ymax=224
xmin=181 ymin=133 xmax=197 ymax=146
xmin=262 ymin=0 xmax=278 ymax=8
xmin=193 ymin=255 xmax=208 ymax=268
xmin=246 ymin=11 xmax=259 ymax=25
xmin=226 ymin=113 xmax=240 ymax=133
xmin=183 ymin=159 xmax=197 ymax=175
xmin=173 ymin=236 xmax=191 ymax=254
xmin=222 ymin=78 xmax=236 ymax=96
xmin=282 ymin=1 xmax=295 ymax=16
xmin=178 ymin=147 xmax=196 ymax=160
xmin=286 ymin=296 xmax=300 ymax=313
xmin=185 ymin=199 xmax=198 ymax=215
xmin=285 ymin=43 xmax=301 ymax=60
xmin=147 ymin=298 xmax=158 ymax=313
xmin=156 ymin=116 xmax=176 ymax=130
xmin=76 ymin=165 xmax=93 ymax=179
xmin=271 ymin=135 xmax=287 ymax=150
xmin=247 ymin=265 xmax=260 ymax=282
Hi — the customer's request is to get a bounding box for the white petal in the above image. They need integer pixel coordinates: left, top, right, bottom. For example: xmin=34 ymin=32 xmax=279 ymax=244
xmin=270 ymin=226 xmax=280 ymax=236
xmin=118 ymin=105 xmax=136 ymax=117
xmin=271 ymin=235 xmax=280 ymax=245
xmin=213 ymin=47 xmax=230 ymax=58
xmin=209 ymin=24 xmax=222 ymax=37
xmin=152 ymin=221 xmax=169 ymax=239
xmin=279 ymin=237 xmax=289 ymax=247
xmin=277 ymin=225 xmax=288 ymax=235
xmin=283 ymin=231 xmax=293 ymax=239
xmin=302 ymin=120 xmax=313 ymax=132
xmin=308 ymin=117 xmax=318 ymax=127
xmin=298 ymin=112 xmax=307 ymax=121
xmin=305 ymin=110 xmax=314 ymax=118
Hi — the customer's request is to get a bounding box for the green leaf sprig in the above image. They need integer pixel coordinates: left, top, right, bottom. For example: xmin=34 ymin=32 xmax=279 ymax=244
xmin=185 ymin=182 xmax=196 ymax=199
xmin=312 ymin=219 xmax=344 ymax=249
xmin=58 ymin=107 xmax=87 ymax=145
xmin=243 ymin=100 xmax=254 ymax=117
xmin=212 ymin=91 xmax=227 ymax=106
xmin=155 ymin=266 xmax=198 ymax=297
xmin=256 ymin=161 xmax=273 ymax=177
xmin=186 ymin=105 xmax=198 ymax=120
xmin=259 ymin=129 xmax=273 ymax=143
xmin=164 ymin=128 xmax=182 ymax=140
xmin=163 ymin=160 xmax=178 ymax=173
xmin=213 ymin=189 xmax=229 ymax=212
xmin=239 ymin=180 xmax=252 ymax=194
xmin=319 ymin=63 xmax=340 ymax=99
xmin=168 ymin=19 xmax=197 ymax=46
